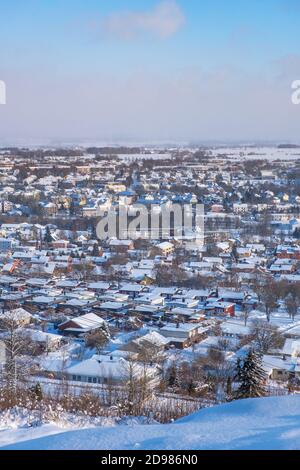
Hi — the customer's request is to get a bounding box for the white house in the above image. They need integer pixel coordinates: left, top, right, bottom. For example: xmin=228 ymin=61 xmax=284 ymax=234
xmin=66 ymin=354 xmax=154 ymax=385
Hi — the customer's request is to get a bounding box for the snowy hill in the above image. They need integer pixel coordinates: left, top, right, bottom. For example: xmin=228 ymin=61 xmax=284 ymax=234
xmin=1 ymin=396 xmax=300 ymax=450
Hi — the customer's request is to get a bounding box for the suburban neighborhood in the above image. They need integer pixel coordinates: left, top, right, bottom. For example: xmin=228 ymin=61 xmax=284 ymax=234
xmin=0 ymin=145 xmax=299 ymax=428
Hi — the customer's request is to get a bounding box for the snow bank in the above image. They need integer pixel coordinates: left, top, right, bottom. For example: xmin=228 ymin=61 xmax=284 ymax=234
xmin=1 ymin=396 xmax=300 ymax=450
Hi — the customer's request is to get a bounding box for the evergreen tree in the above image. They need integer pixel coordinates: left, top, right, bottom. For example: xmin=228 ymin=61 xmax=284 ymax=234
xmin=235 ymin=350 xmax=266 ymax=399
xmin=294 ymin=228 xmax=300 ymax=240
xmin=226 ymin=376 xmax=232 ymax=397
xmin=92 ymin=243 xmax=100 ymax=257
xmin=168 ymin=362 xmax=178 ymax=387
xmin=44 ymin=226 xmax=53 ymax=244
xmin=32 ymin=382 xmax=43 ymax=401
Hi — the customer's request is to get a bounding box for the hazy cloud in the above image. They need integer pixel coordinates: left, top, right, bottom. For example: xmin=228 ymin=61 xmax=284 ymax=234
xmin=1 ymin=62 xmax=299 ymax=145
xmin=274 ymin=54 xmax=300 ymax=79
xmin=100 ymin=1 xmax=185 ymax=40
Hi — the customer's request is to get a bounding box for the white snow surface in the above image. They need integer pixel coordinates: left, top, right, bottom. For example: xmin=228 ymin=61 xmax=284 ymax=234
xmin=1 ymin=396 xmax=300 ymax=450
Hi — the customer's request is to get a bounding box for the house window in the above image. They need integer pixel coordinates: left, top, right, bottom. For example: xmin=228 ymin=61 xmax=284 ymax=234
xmin=77 ymin=375 xmax=81 ymax=381
xmin=92 ymin=377 xmax=97 ymax=384
xmin=88 ymin=377 xmax=92 ymax=383
xmin=72 ymin=375 xmax=77 ymax=381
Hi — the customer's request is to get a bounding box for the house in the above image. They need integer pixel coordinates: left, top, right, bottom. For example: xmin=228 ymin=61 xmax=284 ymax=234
xmin=233 ymin=203 xmax=249 ymax=214
xmin=284 ymin=324 xmax=300 ymax=339
xmin=120 ymin=331 xmax=169 ymax=355
xmin=106 ymin=182 xmax=127 ymax=193
xmin=205 ymin=301 xmax=235 ymax=317
xmin=263 ymin=354 xmax=300 ymax=382
xmin=62 ymin=297 xmax=99 ymax=310
xmin=219 ymin=290 xmax=246 ymax=305
xmin=135 ymin=293 xmax=164 ymax=306
xmin=158 ymin=322 xmax=205 ymax=349
xmin=82 ymin=206 xmax=99 ymax=218
xmin=133 ymin=304 xmax=165 ymax=320
xmin=282 ymin=338 xmax=300 ymax=357
xmin=168 ymin=296 xmax=199 ymax=309
xmin=202 ymin=256 xmax=223 ymax=266
xmin=236 ymin=247 xmax=252 ymax=258
xmin=28 ymin=295 xmax=61 ymax=307
xmin=19 ymin=329 xmax=63 ymax=352
xmin=151 ymin=287 xmax=179 ymax=299
xmin=119 ymin=283 xmax=146 ymax=298
xmin=195 ymin=336 xmax=229 ymax=357
xmin=25 ymin=277 xmax=50 ymax=288
xmin=66 ymin=354 xmax=152 ymax=385
xmin=0 ymin=308 xmax=32 ymax=328
xmin=118 ymin=190 xmax=136 ymax=206
xmin=246 ymin=243 xmax=265 ymax=253
xmin=232 ymin=263 xmax=256 ymax=273
xmin=109 ymin=239 xmax=134 ymax=253
xmin=99 ymin=301 xmax=129 ymax=313
xmin=276 ymin=245 xmax=300 ymax=260
xmin=52 ymin=240 xmax=69 ymax=249
xmin=0 ymin=238 xmax=13 ymax=252
xmin=53 ymin=254 xmax=72 ymax=269
xmin=56 ymin=280 xmax=80 ymax=291
xmin=269 ymin=263 xmax=295 ymax=275
xmin=88 ymin=281 xmax=111 ymax=293
xmin=58 ymin=312 xmax=107 ymax=336
xmin=134 ymin=331 xmax=169 ymax=350
xmin=187 ymin=289 xmax=211 ymax=302
xmin=220 ymin=321 xmax=250 ymax=339
xmin=0 ymin=275 xmax=18 ymax=288
xmin=156 ymin=242 xmax=174 ymax=256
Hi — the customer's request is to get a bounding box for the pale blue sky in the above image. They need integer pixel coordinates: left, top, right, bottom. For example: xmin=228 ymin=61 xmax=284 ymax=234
xmin=0 ymin=0 xmax=300 ymax=144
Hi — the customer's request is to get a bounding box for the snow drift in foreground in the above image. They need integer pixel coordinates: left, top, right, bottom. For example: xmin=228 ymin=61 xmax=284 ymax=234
xmin=1 ymin=396 xmax=300 ymax=450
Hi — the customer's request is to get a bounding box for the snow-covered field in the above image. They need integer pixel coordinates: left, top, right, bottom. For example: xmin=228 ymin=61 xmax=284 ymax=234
xmin=1 ymin=396 xmax=300 ymax=450
xmin=210 ymin=146 xmax=300 ymax=161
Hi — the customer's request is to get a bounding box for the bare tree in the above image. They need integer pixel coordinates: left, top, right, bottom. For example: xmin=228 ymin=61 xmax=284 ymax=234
xmin=85 ymin=327 xmax=110 ymax=354
xmin=201 ymin=347 xmax=235 ymax=402
xmin=258 ymin=284 xmax=277 ymax=322
xmin=120 ymin=355 xmax=143 ymax=415
xmin=284 ymin=285 xmax=300 ymax=322
xmin=250 ymin=320 xmax=284 ymax=354
xmin=242 ymin=304 xmax=252 ymax=327
xmin=0 ymin=312 xmax=29 ymax=390
xmin=73 ymin=260 xmax=94 ymax=281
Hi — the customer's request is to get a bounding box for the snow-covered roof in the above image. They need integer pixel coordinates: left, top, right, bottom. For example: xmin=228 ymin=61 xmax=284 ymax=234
xmin=157 ymin=241 xmax=174 ymax=250
xmin=160 ymin=322 xmax=201 ymax=333
xmin=60 ymin=313 xmax=105 ymax=330
xmin=134 ymin=331 xmax=170 ymax=347
xmin=88 ymin=282 xmax=111 ymax=290
xmin=56 ymin=280 xmax=79 ymax=288
xmin=0 ymin=308 xmax=32 ymax=322
xmin=282 ymin=338 xmax=300 ymax=356
xmin=66 ymin=355 xmax=134 ymax=380
xmin=100 ymin=301 xmax=128 ymax=310
xmin=263 ymin=354 xmax=300 ymax=373
xmin=119 ymin=283 xmax=144 ymax=292
xmin=20 ymin=329 xmax=62 ymax=343
xmin=221 ymin=321 xmax=250 ymax=336
xmin=26 ymin=278 xmax=49 ymax=287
